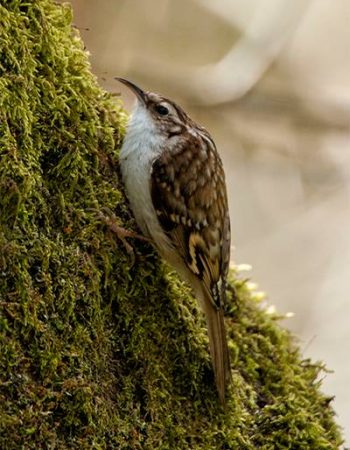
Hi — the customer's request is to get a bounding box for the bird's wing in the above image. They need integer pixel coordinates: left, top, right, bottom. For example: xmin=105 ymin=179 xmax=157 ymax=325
xmin=150 ymin=132 xmax=230 ymax=309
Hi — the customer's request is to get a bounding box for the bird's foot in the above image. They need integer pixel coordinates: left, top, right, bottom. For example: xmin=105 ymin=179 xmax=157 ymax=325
xmin=87 ymin=207 xmax=149 ymax=263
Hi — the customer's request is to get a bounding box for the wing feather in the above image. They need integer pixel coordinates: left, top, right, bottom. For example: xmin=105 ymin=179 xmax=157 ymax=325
xmin=151 ymin=132 xmax=230 ymax=309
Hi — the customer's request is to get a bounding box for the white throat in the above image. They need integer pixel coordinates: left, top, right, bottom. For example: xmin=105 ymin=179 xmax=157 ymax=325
xmin=119 ymin=102 xmax=168 ymax=244
xmin=120 ymin=102 xmax=166 ymax=160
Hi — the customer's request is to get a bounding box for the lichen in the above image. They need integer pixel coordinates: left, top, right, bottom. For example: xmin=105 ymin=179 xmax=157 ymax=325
xmin=0 ymin=1 xmax=343 ymax=449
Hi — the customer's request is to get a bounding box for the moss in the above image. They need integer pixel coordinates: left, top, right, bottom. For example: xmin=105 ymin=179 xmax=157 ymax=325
xmin=0 ymin=1 xmax=343 ymax=448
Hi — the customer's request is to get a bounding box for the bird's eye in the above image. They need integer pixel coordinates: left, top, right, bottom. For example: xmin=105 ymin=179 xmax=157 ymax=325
xmin=155 ymin=104 xmax=169 ymax=116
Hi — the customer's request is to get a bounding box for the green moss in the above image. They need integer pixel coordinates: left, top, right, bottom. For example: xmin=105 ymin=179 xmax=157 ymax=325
xmin=0 ymin=1 xmax=343 ymax=448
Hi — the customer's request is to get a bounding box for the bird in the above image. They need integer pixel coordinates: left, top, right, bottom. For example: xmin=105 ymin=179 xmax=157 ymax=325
xmin=117 ymin=78 xmax=231 ymax=403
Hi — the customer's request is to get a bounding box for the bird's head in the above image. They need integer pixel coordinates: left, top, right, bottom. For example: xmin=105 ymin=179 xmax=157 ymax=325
xmin=116 ymin=78 xmax=192 ymax=140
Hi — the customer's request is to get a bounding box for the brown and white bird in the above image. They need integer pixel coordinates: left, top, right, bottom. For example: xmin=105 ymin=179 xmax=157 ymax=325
xmin=117 ymin=78 xmax=231 ymax=403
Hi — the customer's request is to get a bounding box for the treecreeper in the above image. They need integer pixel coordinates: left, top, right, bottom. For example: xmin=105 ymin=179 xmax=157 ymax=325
xmin=118 ymin=78 xmax=231 ymax=403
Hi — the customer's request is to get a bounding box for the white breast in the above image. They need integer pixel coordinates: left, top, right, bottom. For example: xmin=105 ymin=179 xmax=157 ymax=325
xmin=120 ymin=103 xmax=172 ymax=253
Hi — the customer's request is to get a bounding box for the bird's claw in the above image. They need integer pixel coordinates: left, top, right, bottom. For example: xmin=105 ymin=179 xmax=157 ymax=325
xmin=87 ymin=207 xmax=149 ymax=265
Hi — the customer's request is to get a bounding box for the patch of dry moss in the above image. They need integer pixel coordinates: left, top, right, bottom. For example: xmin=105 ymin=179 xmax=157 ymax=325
xmin=0 ymin=1 xmax=343 ymax=448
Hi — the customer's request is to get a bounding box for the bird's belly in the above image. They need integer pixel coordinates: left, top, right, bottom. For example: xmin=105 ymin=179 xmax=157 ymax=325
xmin=120 ymin=150 xmax=173 ymax=256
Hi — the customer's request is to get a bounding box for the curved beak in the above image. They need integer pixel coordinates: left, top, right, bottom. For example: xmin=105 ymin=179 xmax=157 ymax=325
xmin=115 ymin=77 xmax=147 ymax=104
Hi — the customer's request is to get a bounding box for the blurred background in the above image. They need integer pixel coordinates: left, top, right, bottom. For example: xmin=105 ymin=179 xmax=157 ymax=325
xmin=68 ymin=0 xmax=350 ymax=441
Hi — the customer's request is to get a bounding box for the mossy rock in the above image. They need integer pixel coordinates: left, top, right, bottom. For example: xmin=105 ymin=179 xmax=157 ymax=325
xmin=0 ymin=1 xmax=343 ymax=448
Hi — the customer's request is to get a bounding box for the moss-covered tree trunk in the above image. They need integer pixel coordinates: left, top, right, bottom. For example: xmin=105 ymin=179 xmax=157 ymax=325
xmin=0 ymin=1 xmax=343 ymax=449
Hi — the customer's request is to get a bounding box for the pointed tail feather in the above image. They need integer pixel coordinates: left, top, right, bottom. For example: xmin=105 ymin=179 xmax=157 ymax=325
xmin=203 ymin=293 xmax=231 ymax=404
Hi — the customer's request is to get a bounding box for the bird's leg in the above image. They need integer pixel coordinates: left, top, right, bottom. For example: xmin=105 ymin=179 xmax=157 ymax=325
xmin=87 ymin=207 xmax=149 ymax=263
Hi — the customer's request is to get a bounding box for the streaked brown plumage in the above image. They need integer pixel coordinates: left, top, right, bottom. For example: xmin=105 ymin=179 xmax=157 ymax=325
xmin=118 ymin=78 xmax=231 ymax=403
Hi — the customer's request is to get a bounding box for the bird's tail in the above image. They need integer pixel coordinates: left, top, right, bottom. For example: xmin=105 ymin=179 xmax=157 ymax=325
xmin=202 ymin=291 xmax=231 ymax=404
